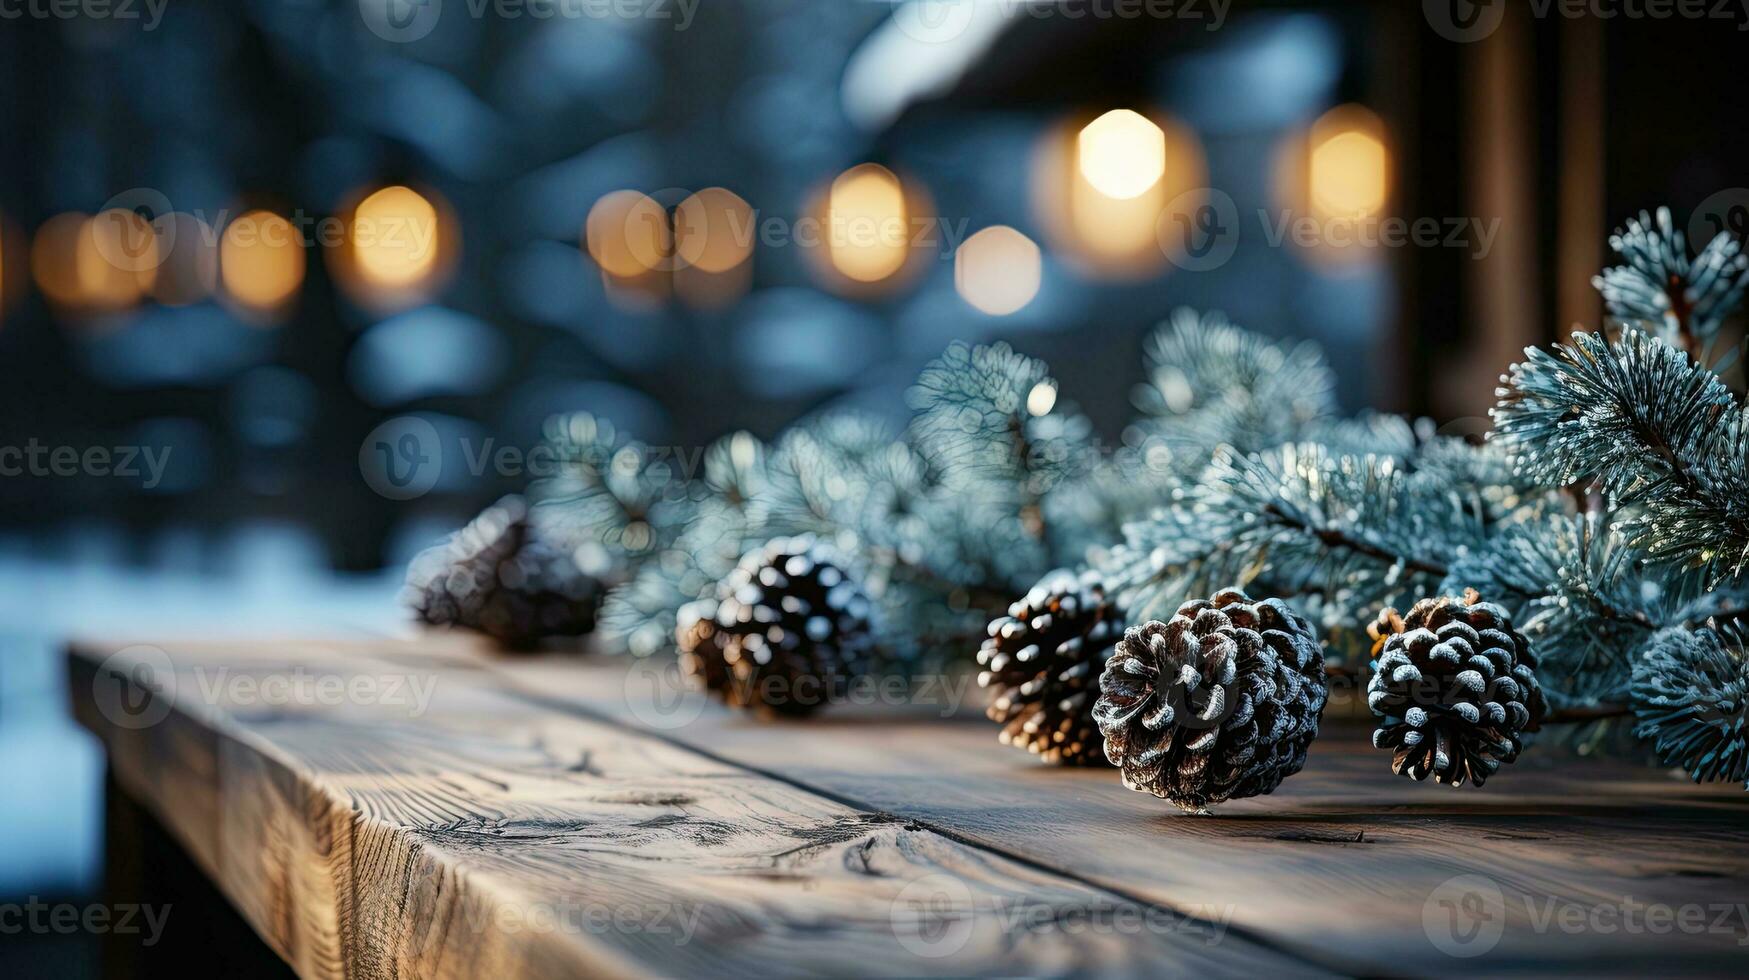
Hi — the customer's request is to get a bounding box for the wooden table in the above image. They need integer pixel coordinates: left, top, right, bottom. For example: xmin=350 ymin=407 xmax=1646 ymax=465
xmin=68 ymin=636 xmax=1749 ymax=978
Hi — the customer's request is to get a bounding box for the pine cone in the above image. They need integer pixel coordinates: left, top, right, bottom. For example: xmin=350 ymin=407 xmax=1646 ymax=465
xmin=675 ymin=535 xmax=876 ymax=717
xmin=1367 ymin=591 xmax=1545 ymax=787
xmin=403 ymin=496 xmax=601 ymax=650
xmin=978 ymin=570 xmax=1123 ymax=765
xmin=1094 ymin=589 xmax=1327 ymax=812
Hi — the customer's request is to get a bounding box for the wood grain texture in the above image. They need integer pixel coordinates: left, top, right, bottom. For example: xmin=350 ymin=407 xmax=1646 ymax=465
xmin=480 ymin=644 xmax=1749 ymax=977
xmin=67 ymin=637 xmax=1315 ymax=979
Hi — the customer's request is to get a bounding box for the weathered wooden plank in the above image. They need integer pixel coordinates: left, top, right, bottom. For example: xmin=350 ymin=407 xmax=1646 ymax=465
xmin=67 ymin=638 xmax=1320 ymax=979
xmin=479 ymin=644 xmax=1749 ymax=977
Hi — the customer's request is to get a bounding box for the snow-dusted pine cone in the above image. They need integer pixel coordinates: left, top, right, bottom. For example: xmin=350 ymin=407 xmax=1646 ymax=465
xmin=1094 ymin=589 xmax=1327 ymax=812
xmin=403 ymin=495 xmax=601 ymax=649
xmin=978 ymin=570 xmax=1123 ymax=765
xmin=675 ymin=535 xmax=876 ymax=717
xmin=1366 ymin=591 xmax=1545 ymax=787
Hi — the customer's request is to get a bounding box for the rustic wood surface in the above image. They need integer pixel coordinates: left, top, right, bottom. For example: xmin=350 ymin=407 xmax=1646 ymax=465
xmin=69 ymin=635 xmax=1749 ymax=977
xmin=68 ymin=636 xmax=1314 ymax=979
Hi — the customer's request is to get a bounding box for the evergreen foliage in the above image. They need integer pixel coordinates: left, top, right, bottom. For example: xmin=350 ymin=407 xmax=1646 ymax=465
xmin=446 ymin=202 xmax=1749 ymax=791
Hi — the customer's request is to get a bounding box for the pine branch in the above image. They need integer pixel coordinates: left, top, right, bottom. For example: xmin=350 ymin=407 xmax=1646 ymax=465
xmin=1492 ymin=328 xmax=1749 ymax=586
xmin=1592 ymin=206 xmax=1749 ymax=347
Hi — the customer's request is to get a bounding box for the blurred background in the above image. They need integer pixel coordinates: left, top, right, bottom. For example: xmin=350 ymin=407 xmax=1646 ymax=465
xmin=2 ymin=0 xmax=1748 ymax=974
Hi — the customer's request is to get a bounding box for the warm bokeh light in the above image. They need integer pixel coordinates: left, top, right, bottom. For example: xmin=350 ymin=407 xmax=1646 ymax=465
xmin=1308 ymin=109 xmax=1389 ymax=219
xmin=1271 ymin=104 xmax=1391 ymax=265
xmin=30 ymin=213 xmax=86 ymax=308
xmin=150 ymin=212 xmax=219 ymax=307
xmin=954 ymin=225 xmax=1041 ymax=316
xmin=1077 ymin=110 xmax=1166 ymax=200
xmin=32 ymin=211 xmax=151 ymax=315
xmin=826 ymin=164 xmax=908 ymax=283
xmin=586 ymin=190 xmax=673 ymax=278
xmin=352 ymin=185 xmax=441 ymax=289
xmin=674 ymin=187 xmax=755 ymax=274
xmin=1035 ymin=110 xmax=1204 ymax=277
xmin=221 ymin=210 xmax=306 ymax=314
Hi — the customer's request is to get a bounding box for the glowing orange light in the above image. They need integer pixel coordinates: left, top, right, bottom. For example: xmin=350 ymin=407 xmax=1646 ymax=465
xmin=32 ymin=211 xmax=151 ymax=314
xmin=585 ymin=191 xmax=673 ymax=278
xmin=221 ymin=210 xmax=305 ymax=314
xmin=1308 ymin=107 xmax=1389 ymax=220
xmin=826 ymin=164 xmax=909 ymax=283
xmin=352 ymin=185 xmax=441 ymax=289
xmin=674 ymin=187 xmax=755 ymax=274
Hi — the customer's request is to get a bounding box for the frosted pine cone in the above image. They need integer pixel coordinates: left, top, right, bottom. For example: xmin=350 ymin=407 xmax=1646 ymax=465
xmin=403 ymin=496 xmax=601 ymax=650
xmin=676 ymin=536 xmax=876 ymax=717
xmin=978 ymin=570 xmax=1123 ymax=765
xmin=1366 ymin=591 xmax=1545 ymax=787
xmin=1094 ymin=589 xmax=1327 ymax=812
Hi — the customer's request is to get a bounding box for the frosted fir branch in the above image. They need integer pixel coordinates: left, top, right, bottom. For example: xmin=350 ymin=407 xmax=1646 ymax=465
xmin=1445 ymin=510 xmax=1749 ymax=705
xmin=529 ymin=413 xmax=690 ymax=582
xmin=907 ymin=341 xmax=1078 ymax=492
xmin=1491 ymin=328 xmax=1749 ymax=585
xmin=1592 ymin=206 xmax=1749 ymax=347
xmin=1129 ymin=308 xmax=1336 ymax=465
xmin=1631 ymin=624 xmax=1749 ymax=787
xmin=1100 ymin=442 xmax=1499 ymax=637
